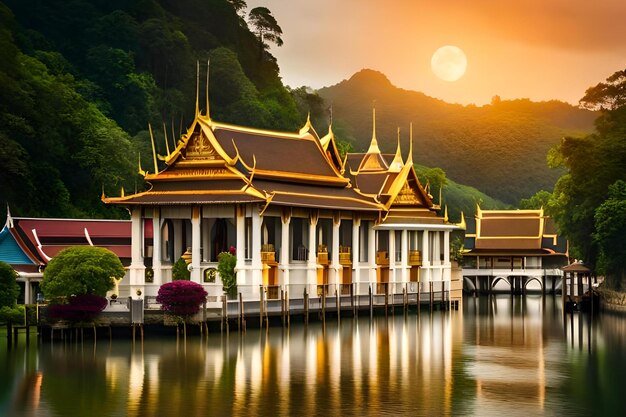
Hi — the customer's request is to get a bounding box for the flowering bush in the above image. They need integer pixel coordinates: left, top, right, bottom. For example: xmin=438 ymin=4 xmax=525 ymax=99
xmin=156 ymin=280 xmax=207 ymax=318
xmin=47 ymin=294 xmax=108 ymax=322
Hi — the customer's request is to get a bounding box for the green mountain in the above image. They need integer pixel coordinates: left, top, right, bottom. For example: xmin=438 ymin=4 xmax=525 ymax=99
xmin=319 ymin=69 xmax=597 ymax=204
xmin=0 ymin=0 xmax=303 ymax=219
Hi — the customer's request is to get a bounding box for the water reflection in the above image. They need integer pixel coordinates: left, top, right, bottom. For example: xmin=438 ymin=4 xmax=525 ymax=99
xmin=2 ymin=298 xmax=626 ymax=416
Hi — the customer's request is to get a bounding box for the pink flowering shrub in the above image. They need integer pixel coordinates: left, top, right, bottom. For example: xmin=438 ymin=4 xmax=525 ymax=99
xmin=47 ymin=294 xmax=108 ymax=322
xmin=156 ymin=280 xmax=208 ymax=318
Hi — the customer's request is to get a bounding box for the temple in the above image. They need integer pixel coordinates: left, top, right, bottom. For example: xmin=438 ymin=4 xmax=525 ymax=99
xmin=102 ymin=87 xmax=460 ymax=302
xmin=0 ymin=213 xmax=138 ymax=303
xmin=462 ymin=208 xmax=568 ymax=293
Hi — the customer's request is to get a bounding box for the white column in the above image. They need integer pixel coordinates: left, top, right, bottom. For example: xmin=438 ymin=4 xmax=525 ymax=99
xmin=191 ymin=206 xmax=201 ymax=283
xmin=443 ymin=230 xmax=451 ymax=282
xmin=401 ymin=229 xmax=409 ymax=283
xmin=202 ymin=218 xmax=210 ymax=262
xmin=251 ymin=207 xmax=263 ymax=290
xmin=152 ymin=208 xmax=162 ymax=285
xmin=24 ymin=279 xmax=31 ymax=304
xmin=280 ymin=214 xmax=291 ymax=288
xmin=331 ymin=216 xmax=341 ymax=289
xmin=433 ymin=231 xmax=441 ymax=266
xmin=235 ymin=206 xmax=246 ymax=286
xmin=352 ymin=217 xmax=361 ymax=290
xmin=421 ymin=230 xmax=430 ymax=285
xmin=130 ymin=207 xmax=145 ymax=297
xmin=368 ymin=223 xmax=376 ymax=284
xmin=308 ymin=216 xmax=318 ymax=290
xmin=389 ymin=229 xmax=396 ymax=287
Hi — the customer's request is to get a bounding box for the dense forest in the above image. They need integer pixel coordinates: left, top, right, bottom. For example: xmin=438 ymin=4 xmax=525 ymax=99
xmin=0 ymin=0 xmax=319 ymax=219
xmin=542 ymin=69 xmax=626 ymax=289
xmin=319 ymin=70 xmax=597 ymax=204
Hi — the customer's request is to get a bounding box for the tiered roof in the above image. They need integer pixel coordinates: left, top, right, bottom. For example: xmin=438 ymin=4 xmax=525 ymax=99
xmin=464 ymin=208 xmax=568 ymax=256
xmin=0 ymin=214 xmax=145 ymax=272
xmin=103 ymin=86 xmax=449 ymax=228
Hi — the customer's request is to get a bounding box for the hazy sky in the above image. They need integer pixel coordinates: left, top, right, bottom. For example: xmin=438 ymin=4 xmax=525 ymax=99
xmin=246 ymin=0 xmax=626 ymax=105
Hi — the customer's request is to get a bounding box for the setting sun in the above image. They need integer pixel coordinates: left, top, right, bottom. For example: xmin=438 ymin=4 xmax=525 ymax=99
xmin=431 ymin=45 xmax=467 ymax=82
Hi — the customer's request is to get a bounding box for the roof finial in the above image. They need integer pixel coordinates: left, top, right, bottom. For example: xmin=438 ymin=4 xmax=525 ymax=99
xmin=148 ymin=123 xmax=159 ymax=175
xmin=389 ymin=127 xmax=404 ymax=172
xmin=138 ymin=152 xmax=147 ymax=176
xmin=407 ymin=122 xmax=414 ymax=164
xmin=194 ymin=60 xmax=200 ymax=117
xmin=366 ymin=104 xmax=381 ymax=154
xmin=444 ymin=205 xmax=449 ymax=223
xmin=5 ymin=204 xmax=13 ymax=229
xmin=171 ymin=117 xmax=177 ymax=150
xmin=205 ymin=59 xmax=211 ymax=120
xmin=163 ymin=122 xmax=171 ymax=156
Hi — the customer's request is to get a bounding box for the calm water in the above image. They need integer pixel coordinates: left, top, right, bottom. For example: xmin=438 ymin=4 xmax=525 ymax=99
xmin=1 ymin=296 xmax=625 ymax=416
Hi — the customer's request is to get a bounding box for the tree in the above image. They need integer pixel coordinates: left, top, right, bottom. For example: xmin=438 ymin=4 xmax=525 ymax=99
xmin=41 ymin=246 xmax=124 ymax=300
xmin=580 ymin=69 xmax=626 ymax=111
xmin=594 ymin=180 xmax=626 ymax=289
xmin=172 ymin=257 xmax=191 ymax=281
xmin=227 ymin=0 xmax=248 ymax=17
xmin=248 ymin=7 xmax=283 ymax=48
xmin=0 ymin=261 xmax=19 ymax=308
xmin=519 ymin=190 xmax=552 ymax=210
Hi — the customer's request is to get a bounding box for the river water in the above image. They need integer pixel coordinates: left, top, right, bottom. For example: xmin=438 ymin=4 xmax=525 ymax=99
xmin=1 ymin=296 xmax=625 ymax=416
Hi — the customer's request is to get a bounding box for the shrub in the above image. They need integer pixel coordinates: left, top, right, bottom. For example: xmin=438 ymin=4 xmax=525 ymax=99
xmin=217 ymin=251 xmax=237 ymax=296
xmin=0 ymin=261 xmax=19 ymax=308
xmin=156 ymin=280 xmax=207 ymax=319
xmin=172 ymin=257 xmax=191 ymax=281
xmin=41 ymin=246 xmax=124 ymax=299
xmin=46 ymin=294 xmax=108 ymax=322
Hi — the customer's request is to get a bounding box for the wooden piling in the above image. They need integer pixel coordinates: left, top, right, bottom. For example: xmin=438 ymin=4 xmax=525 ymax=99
xmin=281 ymin=289 xmax=285 ymax=327
xmin=369 ymin=285 xmax=373 ymax=318
xmin=304 ymin=288 xmax=309 ymax=325
xmin=384 ymin=283 xmax=389 ymax=317
xmin=336 ymin=289 xmax=340 ymax=321
xmin=259 ymin=286 xmax=265 ymax=329
xmin=430 ymin=281 xmax=434 ymax=311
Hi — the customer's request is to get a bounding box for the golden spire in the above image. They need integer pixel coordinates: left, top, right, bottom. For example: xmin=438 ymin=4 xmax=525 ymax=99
xmin=439 ymin=185 xmax=443 ymax=206
xmin=138 ymin=153 xmax=147 ymax=176
xmin=444 ymin=205 xmax=449 ymax=223
xmin=163 ymin=122 xmax=171 ymax=156
xmin=194 ymin=60 xmax=200 ymax=118
xmin=171 ymin=117 xmax=177 ymax=151
xmin=120 ymin=187 xmax=125 ymax=198
xmin=457 ymin=211 xmax=467 ymax=230
xmin=407 ymin=122 xmax=414 ymax=165
xmin=205 ymin=59 xmax=211 ymax=120
xmin=299 ymin=112 xmax=314 ymax=135
xmin=389 ymin=127 xmax=404 ymax=172
xmin=366 ymin=107 xmax=381 ymax=154
xmin=148 ymin=123 xmax=159 ymax=175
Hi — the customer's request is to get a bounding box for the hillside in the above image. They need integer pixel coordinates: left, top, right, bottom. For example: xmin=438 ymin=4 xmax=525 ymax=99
xmin=0 ymin=0 xmax=303 ymax=219
xmin=319 ymin=69 xmax=597 ymax=204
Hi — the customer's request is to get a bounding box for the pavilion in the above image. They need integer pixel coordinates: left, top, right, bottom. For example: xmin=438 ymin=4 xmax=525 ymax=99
xmin=102 ymin=86 xmax=460 ymax=302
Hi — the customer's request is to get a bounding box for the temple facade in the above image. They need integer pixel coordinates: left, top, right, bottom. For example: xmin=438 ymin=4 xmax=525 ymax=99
xmin=462 ymin=208 xmax=568 ymax=293
xmin=103 ymin=100 xmax=460 ymax=302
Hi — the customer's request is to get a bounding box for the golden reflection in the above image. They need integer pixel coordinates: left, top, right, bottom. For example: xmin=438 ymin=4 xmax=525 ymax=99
xmin=466 ymin=296 xmax=549 ymax=414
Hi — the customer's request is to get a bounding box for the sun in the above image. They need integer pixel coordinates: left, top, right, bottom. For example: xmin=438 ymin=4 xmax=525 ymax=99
xmin=431 ymin=45 xmax=467 ymax=82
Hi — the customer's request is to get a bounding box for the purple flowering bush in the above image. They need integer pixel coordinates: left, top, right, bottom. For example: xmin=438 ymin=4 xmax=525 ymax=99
xmin=156 ymin=280 xmax=208 ymax=318
xmin=47 ymin=294 xmax=108 ymax=322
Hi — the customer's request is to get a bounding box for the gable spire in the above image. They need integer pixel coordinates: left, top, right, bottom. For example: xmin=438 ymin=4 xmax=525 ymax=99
xmin=148 ymin=123 xmax=159 ymax=175
xmin=194 ymin=60 xmax=200 ymax=118
xmin=407 ymin=122 xmax=414 ymax=165
xmin=389 ymin=127 xmax=404 ymax=172
xmin=205 ymin=59 xmax=211 ymax=120
xmin=366 ymin=106 xmax=381 ymax=154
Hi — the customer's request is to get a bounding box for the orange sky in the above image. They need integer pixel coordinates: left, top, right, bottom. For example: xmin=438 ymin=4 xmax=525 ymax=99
xmin=246 ymin=0 xmax=626 ymax=105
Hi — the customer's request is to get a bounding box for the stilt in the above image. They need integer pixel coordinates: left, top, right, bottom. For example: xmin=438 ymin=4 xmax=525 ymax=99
xmin=384 ymin=283 xmax=389 ymax=317
xmin=430 ymin=281 xmax=434 ymax=311
xmin=336 ymin=289 xmax=340 ymax=321
xmin=304 ymin=288 xmax=309 ymax=325
xmin=369 ymin=285 xmax=373 ymax=318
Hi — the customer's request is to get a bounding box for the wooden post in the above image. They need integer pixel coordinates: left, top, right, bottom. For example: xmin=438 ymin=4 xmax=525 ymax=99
xmin=304 ymin=287 xmax=309 ymax=325
xmin=322 ymin=286 xmax=326 ymax=322
xmin=430 ymin=281 xmax=434 ymax=311
xmin=238 ymin=292 xmax=243 ymax=331
xmin=351 ymin=283 xmax=356 ymax=317
xmin=384 ymin=283 xmax=389 ymax=317
xmin=336 ymin=289 xmax=340 ymax=321
xmin=222 ymin=294 xmax=227 ymax=333
xmin=369 ymin=285 xmax=373 ymax=318
xmin=281 ymin=289 xmax=285 ymax=327
xmin=259 ymin=285 xmax=264 ymax=329
xmin=286 ymin=289 xmax=290 ymax=328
